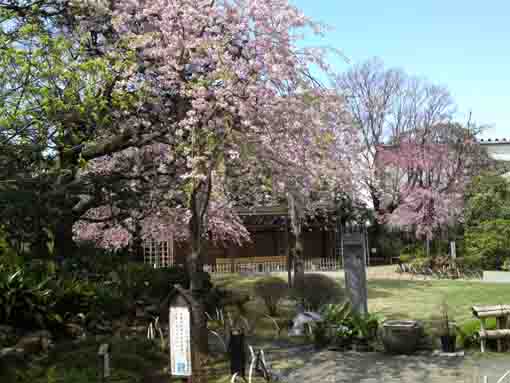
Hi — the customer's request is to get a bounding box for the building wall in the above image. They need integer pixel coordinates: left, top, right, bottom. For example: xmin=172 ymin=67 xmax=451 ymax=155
xmin=482 ymin=142 xmax=510 ymax=162
xmin=169 ymin=228 xmax=334 ymax=266
xmin=480 ymin=141 xmax=510 ymax=178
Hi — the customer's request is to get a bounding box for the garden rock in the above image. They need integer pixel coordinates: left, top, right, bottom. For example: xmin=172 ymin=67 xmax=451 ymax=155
xmin=289 ymin=312 xmax=322 ymax=336
xmin=65 ymin=323 xmax=85 ymax=339
xmin=0 ymin=347 xmax=25 ymax=368
xmin=15 ymin=330 xmax=52 ymax=354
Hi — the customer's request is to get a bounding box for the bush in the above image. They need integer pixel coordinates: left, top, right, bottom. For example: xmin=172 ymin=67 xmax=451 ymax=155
xmin=377 ymin=232 xmax=403 ymax=261
xmin=408 ymin=256 xmax=430 ymax=270
xmin=0 ymin=268 xmax=56 ymax=329
xmin=0 ymin=266 xmax=101 ymax=331
xmin=50 ymin=277 xmax=96 ymax=323
xmin=101 ymin=263 xmax=189 ymax=302
xmin=321 ymin=302 xmax=351 ymax=325
xmin=458 ymin=318 xmax=497 ymax=349
xmin=93 ymin=284 xmax=129 ymax=319
xmin=292 ymin=274 xmax=344 ymax=310
xmin=399 ymin=244 xmax=426 ymax=262
xmin=254 ymin=277 xmax=288 ymax=316
xmin=465 ymin=219 xmax=510 ymax=270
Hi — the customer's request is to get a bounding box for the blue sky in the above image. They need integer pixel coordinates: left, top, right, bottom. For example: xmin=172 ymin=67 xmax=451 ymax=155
xmin=291 ymin=0 xmax=509 ymax=138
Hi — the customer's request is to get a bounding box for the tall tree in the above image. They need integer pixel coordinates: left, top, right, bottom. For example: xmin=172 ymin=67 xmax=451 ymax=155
xmin=376 ymin=123 xmax=481 ymax=245
xmin=336 ymin=58 xmax=456 ymax=214
xmin=0 ymin=0 xmax=153 ymax=257
xmin=73 ymin=1 xmax=359 ymax=381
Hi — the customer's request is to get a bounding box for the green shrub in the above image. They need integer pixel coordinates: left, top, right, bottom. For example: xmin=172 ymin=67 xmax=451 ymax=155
xmin=0 ymin=266 xmax=100 ymax=331
xmin=408 ymin=256 xmax=430 ymax=270
xmin=0 ymin=231 xmax=21 ymax=272
xmin=292 ymin=274 xmax=344 ymax=310
xmin=458 ymin=318 xmax=496 ymax=349
xmin=114 ymin=263 xmax=189 ymax=301
xmin=148 ymin=266 xmax=189 ymax=299
xmin=93 ymin=285 xmax=128 ymax=319
xmin=320 ymin=301 xmax=351 ymax=325
xmin=465 ymin=219 xmax=510 ymax=270
xmin=50 ymin=278 xmax=96 ymax=323
xmin=400 ymin=244 xmax=426 ymax=262
xmin=254 ymin=277 xmax=288 ymax=316
xmin=349 ymin=312 xmax=381 ymax=341
xmin=0 ymin=268 xmax=56 ymax=329
xmin=377 ymin=233 xmax=403 ymax=261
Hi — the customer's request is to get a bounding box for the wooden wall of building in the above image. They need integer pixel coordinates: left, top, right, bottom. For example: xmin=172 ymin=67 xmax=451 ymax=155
xmin=171 ymin=228 xmax=335 ymax=265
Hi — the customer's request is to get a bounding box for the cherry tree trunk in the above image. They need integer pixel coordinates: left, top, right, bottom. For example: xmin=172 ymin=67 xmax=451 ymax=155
xmin=187 ymin=178 xmax=212 ymax=383
xmin=285 ymin=219 xmax=293 ymax=287
xmin=293 ymin=232 xmax=305 ymax=288
xmin=288 ymin=191 xmax=305 ymax=288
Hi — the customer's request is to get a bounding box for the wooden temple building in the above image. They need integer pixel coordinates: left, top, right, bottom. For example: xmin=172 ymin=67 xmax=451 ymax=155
xmin=142 ymin=205 xmax=375 ymax=272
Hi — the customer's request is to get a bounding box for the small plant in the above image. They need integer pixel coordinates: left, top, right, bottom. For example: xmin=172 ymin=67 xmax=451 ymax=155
xmin=350 ymin=312 xmax=381 ymax=342
xmin=254 ymin=277 xmax=288 ymax=316
xmin=321 ymin=301 xmax=352 ymax=325
xmin=0 ymin=268 xmax=54 ymax=329
xmin=333 ymin=324 xmax=355 ymax=347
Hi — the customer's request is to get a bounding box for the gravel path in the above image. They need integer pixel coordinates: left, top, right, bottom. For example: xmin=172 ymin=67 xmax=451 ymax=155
xmin=280 ymin=350 xmax=510 ymax=383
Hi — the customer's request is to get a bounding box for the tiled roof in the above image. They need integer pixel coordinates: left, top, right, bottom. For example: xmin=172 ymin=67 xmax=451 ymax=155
xmin=479 ymin=138 xmax=510 ymax=144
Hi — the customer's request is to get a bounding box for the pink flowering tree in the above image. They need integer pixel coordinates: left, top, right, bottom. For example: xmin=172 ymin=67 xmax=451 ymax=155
xmin=72 ymin=2 xmax=358 ymax=378
xmin=376 ymin=123 xmax=480 ymax=252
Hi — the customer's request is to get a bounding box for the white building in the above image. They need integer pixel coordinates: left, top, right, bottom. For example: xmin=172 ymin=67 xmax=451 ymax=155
xmin=479 ymin=138 xmax=510 ymax=177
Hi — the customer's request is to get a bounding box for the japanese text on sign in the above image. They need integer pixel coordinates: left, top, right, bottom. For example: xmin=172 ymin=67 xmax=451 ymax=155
xmin=169 ymin=306 xmax=192 ymax=376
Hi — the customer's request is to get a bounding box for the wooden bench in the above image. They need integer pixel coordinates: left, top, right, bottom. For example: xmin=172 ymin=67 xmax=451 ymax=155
xmin=472 ymin=305 xmax=510 ymax=352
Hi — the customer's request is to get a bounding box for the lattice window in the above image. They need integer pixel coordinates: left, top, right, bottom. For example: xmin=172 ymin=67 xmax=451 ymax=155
xmin=143 ymin=234 xmax=175 ymax=268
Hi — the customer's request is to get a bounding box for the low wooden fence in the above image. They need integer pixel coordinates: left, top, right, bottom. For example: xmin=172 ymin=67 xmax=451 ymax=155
xmin=204 ymin=256 xmax=342 ymax=274
xmin=473 ymin=305 xmax=510 ymax=353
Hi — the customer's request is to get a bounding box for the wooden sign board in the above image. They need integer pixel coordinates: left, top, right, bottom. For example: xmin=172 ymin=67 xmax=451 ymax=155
xmin=169 ymin=304 xmax=192 ymax=377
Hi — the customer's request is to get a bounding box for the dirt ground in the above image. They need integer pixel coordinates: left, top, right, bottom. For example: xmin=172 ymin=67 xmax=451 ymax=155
xmin=279 ymin=349 xmax=510 ymax=383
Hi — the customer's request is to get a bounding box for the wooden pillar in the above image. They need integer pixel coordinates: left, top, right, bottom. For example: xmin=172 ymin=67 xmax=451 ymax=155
xmin=322 ymin=230 xmax=327 ymax=260
xmin=284 ymin=217 xmax=292 ymax=287
xmin=497 ymin=316 xmax=504 ymax=352
xmin=273 ymin=231 xmax=279 ymax=258
xmin=480 ymin=318 xmax=487 ymax=353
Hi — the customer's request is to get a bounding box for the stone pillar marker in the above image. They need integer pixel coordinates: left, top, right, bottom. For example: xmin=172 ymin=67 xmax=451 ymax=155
xmin=343 ymin=226 xmax=368 ymax=315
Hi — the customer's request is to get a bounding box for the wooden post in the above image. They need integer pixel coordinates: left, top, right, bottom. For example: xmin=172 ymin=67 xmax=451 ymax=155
xmin=480 ymin=318 xmax=486 ymax=353
xmin=497 ymin=316 xmax=504 ymax=352
xmin=98 ymin=343 xmax=110 ymax=383
xmin=284 ymin=217 xmax=292 ymax=287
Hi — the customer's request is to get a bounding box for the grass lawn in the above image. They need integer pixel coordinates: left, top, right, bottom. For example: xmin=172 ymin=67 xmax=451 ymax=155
xmin=214 ymin=266 xmax=510 ymax=327
xmin=368 ymin=278 xmax=510 ymax=325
